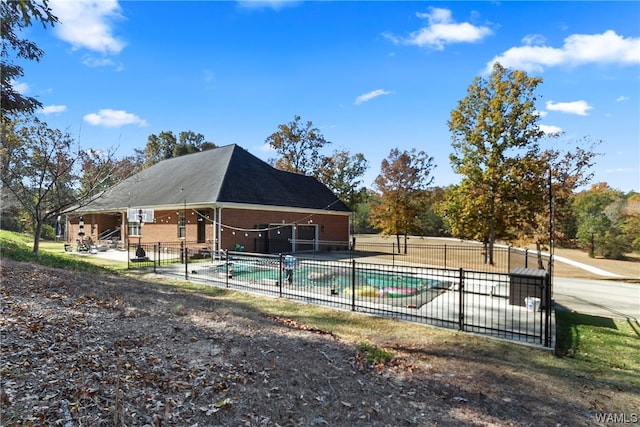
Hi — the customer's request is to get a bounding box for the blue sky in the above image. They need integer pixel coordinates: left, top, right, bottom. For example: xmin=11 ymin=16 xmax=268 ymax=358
xmin=19 ymin=1 xmax=640 ymax=193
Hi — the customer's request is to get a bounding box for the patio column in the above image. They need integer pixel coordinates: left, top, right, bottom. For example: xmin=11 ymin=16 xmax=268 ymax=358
xmin=216 ymin=207 xmax=223 ymax=254
xmin=121 ymin=210 xmax=127 ymax=247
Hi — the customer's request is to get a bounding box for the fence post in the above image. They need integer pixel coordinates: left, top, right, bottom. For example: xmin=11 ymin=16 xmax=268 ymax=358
xmin=225 ymin=250 xmax=229 ymax=288
xmin=458 ymin=268 xmax=465 ymax=331
xmin=278 ymin=253 xmax=283 ymax=297
xmin=391 ymin=242 xmax=395 ymax=266
xmin=351 ymin=259 xmax=356 ymax=311
xmin=524 ymin=248 xmax=528 ymax=268
xmin=444 ymin=245 xmax=447 ymax=269
xmin=508 ymin=246 xmax=511 ymax=272
xmin=154 ymin=243 xmax=158 ymax=273
xmin=184 ymin=242 xmax=188 ymax=280
xmin=544 ymin=272 xmax=551 ymax=347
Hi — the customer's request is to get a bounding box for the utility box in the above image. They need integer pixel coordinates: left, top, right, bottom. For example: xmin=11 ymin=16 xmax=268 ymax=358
xmin=509 ymin=267 xmax=548 ymax=308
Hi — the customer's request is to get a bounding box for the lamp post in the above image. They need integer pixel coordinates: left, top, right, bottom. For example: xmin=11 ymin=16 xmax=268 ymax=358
xmin=135 ymin=209 xmax=146 ymax=259
xmin=77 ymin=216 xmax=87 ymax=251
xmin=78 ymin=216 xmax=85 ymax=238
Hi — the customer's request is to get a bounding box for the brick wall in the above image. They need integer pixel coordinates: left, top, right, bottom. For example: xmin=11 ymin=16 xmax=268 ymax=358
xmin=67 ymin=207 xmax=350 ymax=252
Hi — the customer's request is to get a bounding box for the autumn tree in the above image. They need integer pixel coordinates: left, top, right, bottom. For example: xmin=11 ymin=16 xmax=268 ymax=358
xmin=1 ymin=0 xmax=58 ymax=118
xmin=266 ymin=115 xmax=329 ymax=175
xmin=489 ymin=136 xmax=598 ymax=268
xmin=621 ymin=192 xmax=640 ymax=252
xmin=80 ymin=150 xmax=143 ymax=195
xmin=573 ymin=183 xmax=629 ymax=259
xmin=443 ymin=63 xmax=545 ymax=264
xmin=437 ymin=180 xmax=493 ymax=241
xmin=369 ymin=148 xmax=435 ymax=252
xmin=0 ymin=118 xmax=116 ymax=253
xmin=412 ymin=186 xmax=448 ymax=237
xmin=529 ymin=138 xmax=599 ymax=247
xmin=266 ymin=115 xmax=368 ymax=211
xmin=314 ymin=149 xmax=369 ymax=210
xmin=141 ymin=130 xmax=216 ymax=167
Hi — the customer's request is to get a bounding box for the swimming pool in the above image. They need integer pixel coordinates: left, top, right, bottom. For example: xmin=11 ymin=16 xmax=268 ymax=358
xmin=212 ymin=260 xmax=444 ymax=298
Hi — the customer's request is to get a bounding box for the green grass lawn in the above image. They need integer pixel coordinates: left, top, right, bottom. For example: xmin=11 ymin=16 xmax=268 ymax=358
xmin=556 ymin=309 xmax=640 ymax=385
xmin=0 ymin=230 xmax=127 ymax=272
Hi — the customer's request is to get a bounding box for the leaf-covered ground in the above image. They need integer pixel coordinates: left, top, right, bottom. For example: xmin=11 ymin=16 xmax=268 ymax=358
xmin=1 ymin=259 xmax=637 ymax=426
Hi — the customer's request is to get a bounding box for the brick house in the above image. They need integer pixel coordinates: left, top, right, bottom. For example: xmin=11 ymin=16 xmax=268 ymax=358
xmin=66 ymin=144 xmax=352 ymax=254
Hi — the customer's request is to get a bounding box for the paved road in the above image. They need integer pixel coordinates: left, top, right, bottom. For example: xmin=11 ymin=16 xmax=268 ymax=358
xmin=552 ymin=277 xmax=640 ymax=319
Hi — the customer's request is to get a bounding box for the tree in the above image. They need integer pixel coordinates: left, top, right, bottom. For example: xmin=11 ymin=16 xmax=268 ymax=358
xmin=437 ymin=180 xmax=492 ymax=241
xmin=266 ymin=115 xmax=329 ymax=175
xmin=443 ymin=63 xmax=545 ymax=264
xmin=0 ymin=118 xmax=116 ymax=253
xmin=412 ymin=187 xmax=448 ymax=237
xmin=533 ymin=139 xmax=599 ymax=249
xmin=80 ymin=150 xmax=143 ymax=195
xmin=621 ymin=192 xmax=640 ymax=252
xmin=573 ymin=184 xmax=628 ymax=259
xmin=174 ymin=130 xmax=216 ymax=157
xmin=1 ymin=0 xmax=58 ymax=118
xmin=141 ymin=130 xmax=216 ymax=167
xmin=369 ymin=148 xmax=435 ymax=252
xmin=266 ymin=116 xmax=369 ymax=211
xmin=314 ymin=149 xmax=369 ymax=210
xmin=351 ymin=193 xmax=377 ymax=234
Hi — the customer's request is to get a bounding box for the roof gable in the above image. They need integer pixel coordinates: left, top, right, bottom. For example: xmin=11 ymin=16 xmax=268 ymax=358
xmin=218 ymin=146 xmax=349 ymax=211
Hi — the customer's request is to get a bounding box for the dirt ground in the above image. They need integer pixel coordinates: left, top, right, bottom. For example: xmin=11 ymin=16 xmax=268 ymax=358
xmin=352 ymin=235 xmax=640 ymax=280
xmin=1 ymin=258 xmax=638 ymax=426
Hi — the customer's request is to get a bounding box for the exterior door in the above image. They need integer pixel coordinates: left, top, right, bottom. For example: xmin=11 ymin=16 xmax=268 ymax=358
xmin=296 ymin=225 xmax=316 ymax=252
xmin=268 ymin=224 xmax=293 ymax=254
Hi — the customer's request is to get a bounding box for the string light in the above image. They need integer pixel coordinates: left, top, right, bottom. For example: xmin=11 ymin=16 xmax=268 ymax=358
xmin=144 ymin=198 xmax=343 ymax=235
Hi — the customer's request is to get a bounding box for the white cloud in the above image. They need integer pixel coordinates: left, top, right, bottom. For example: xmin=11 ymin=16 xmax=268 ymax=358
xmin=535 ymin=110 xmax=548 ymax=118
xmin=82 ymin=55 xmax=123 ymax=70
xmin=616 ymin=95 xmax=629 ymax=102
xmin=539 ymin=124 xmax=563 ymax=136
xmin=83 ymin=109 xmax=147 ymax=127
xmin=522 ymin=34 xmax=546 ymax=46
xmin=40 ymin=105 xmax=67 ymax=114
xmin=50 ymin=0 xmax=125 ymax=54
xmin=11 ymin=80 xmax=29 ymax=94
xmin=546 ymin=100 xmax=593 ymax=116
xmin=355 ymin=89 xmax=393 ymax=105
xmin=385 ymin=7 xmax=492 ymax=50
xmin=486 ymin=30 xmax=640 ymax=73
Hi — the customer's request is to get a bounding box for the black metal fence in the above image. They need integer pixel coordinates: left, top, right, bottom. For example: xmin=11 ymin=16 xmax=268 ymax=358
xmin=349 ymin=240 xmax=551 ymax=273
xmin=128 ymin=242 xmax=553 ymax=347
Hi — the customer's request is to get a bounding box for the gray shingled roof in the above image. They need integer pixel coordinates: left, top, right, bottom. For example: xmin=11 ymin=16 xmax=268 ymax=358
xmin=76 ymin=144 xmax=350 ymax=213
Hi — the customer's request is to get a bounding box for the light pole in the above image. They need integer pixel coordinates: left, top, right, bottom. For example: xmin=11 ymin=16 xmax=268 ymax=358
xmin=135 ymin=209 xmax=146 ymax=259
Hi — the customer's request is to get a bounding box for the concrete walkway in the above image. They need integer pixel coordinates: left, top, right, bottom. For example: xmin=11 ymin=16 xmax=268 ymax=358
xmin=552 ymin=255 xmax=623 ymax=278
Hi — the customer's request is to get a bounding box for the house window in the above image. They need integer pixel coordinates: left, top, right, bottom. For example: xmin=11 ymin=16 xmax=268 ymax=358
xmin=128 ymin=221 xmax=141 ymax=237
xmin=178 ymin=211 xmax=186 ymax=238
